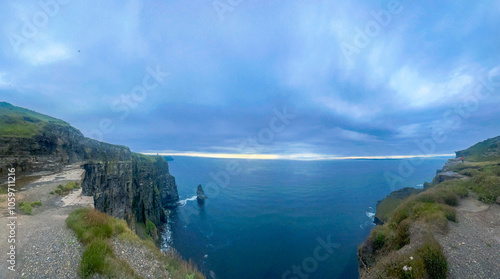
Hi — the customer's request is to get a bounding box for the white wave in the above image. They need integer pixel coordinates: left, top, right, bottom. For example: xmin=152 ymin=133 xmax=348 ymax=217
xmin=416 ymin=183 xmax=424 ymax=188
xmin=178 ymin=195 xmax=198 ymax=207
xmin=366 ymin=212 xmax=375 ymax=219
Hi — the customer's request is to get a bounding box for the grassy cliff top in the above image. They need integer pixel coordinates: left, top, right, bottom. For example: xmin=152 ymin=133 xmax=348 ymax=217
xmin=0 ymin=101 xmax=70 ymax=138
xmin=456 ymin=135 xmax=500 ymax=162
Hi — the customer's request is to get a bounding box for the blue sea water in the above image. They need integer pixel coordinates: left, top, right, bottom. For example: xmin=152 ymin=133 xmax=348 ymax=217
xmin=164 ymin=157 xmax=450 ymax=279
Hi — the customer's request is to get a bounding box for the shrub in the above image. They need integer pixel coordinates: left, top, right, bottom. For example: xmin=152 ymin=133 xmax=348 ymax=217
xmin=372 ymin=230 xmax=386 ymax=251
xmin=54 ymin=181 xmax=81 ymax=196
xmin=146 ymin=219 xmax=157 ymax=238
xmin=396 ymin=219 xmax=411 ymax=248
xmin=19 ymin=201 xmax=42 ymax=215
xmin=418 ymin=240 xmax=448 ymax=279
xmin=440 ymin=204 xmax=457 ymax=222
xmin=79 ymin=239 xmax=112 ymax=278
xmin=392 ymin=203 xmax=411 ymax=225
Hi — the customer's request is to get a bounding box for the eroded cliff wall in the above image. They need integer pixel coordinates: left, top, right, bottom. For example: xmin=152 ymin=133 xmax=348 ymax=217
xmin=82 ymin=155 xmax=179 ymax=228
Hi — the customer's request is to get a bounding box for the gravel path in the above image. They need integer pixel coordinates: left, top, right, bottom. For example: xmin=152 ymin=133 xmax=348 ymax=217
xmin=435 ymin=197 xmax=500 ymax=279
xmin=0 ymin=165 xmax=91 ymax=278
xmin=114 ymin=238 xmax=170 ymax=279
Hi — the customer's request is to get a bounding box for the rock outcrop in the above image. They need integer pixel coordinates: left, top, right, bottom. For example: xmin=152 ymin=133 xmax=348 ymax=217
xmin=196 ymin=184 xmax=207 ymax=204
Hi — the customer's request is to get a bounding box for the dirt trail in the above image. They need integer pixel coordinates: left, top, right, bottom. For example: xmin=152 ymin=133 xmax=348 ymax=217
xmin=435 ymin=197 xmax=500 ymax=279
xmin=0 ymin=165 xmax=92 ymax=278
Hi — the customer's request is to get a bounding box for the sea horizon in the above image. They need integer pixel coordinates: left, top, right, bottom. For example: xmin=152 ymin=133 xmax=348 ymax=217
xmin=163 ymin=156 xmax=450 ymax=278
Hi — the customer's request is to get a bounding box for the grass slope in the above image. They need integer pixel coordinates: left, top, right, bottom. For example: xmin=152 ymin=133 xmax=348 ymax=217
xmin=66 ymin=208 xmax=205 ymax=279
xmin=0 ymin=101 xmax=70 ymax=138
xmin=456 ymin=135 xmax=500 ymax=162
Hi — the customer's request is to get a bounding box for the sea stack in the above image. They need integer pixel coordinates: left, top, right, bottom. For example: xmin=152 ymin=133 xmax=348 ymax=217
xmin=197 ymin=184 xmax=208 ymax=204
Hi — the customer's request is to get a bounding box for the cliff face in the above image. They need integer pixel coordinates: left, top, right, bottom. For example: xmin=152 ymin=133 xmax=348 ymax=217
xmin=82 ymin=155 xmax=179 ymax=227
xmin=0 ymin=102 xmax=179 ymax=229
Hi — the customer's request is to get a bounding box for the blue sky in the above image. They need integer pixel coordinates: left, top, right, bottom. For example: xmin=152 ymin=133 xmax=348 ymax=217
xmin=1 ymin=0 xmax=499 ymax=159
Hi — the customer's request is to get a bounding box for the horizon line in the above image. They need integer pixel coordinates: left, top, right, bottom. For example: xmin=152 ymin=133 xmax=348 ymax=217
xmin=141 ymin=152 xmax=455 ymax=161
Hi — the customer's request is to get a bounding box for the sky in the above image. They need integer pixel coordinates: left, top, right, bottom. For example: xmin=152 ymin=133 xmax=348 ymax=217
xmin=1 ymin=0 xmax=500 ymax=159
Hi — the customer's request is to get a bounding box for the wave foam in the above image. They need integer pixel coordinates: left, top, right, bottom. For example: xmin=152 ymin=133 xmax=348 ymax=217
xmin=178 ymin=195 xmax=198 ymax=207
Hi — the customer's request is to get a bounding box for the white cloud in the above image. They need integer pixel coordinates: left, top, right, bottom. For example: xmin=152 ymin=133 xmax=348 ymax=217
xmin=315 ymin=95 xmax=380 ymax=120
xmin=389 ymin=66 xmax=474 ymax=108
xmin=20 ymin=42 xmax=72 ymax=65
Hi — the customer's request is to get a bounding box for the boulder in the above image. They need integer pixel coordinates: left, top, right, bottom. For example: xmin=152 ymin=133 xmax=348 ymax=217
xmin=496 ymin=196 xmax=500 ymax=205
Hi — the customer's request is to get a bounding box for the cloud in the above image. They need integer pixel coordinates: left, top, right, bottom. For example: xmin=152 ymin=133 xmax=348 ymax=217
xmin=396 ymin=123 xmax=423 ymax=138
xmin=389 ymin=66 xmax=474 ymax=108
xmin=20 ymin=41 xmax=72 ymax=65
xmin=330 ymin=128 xmax=379 ymax=142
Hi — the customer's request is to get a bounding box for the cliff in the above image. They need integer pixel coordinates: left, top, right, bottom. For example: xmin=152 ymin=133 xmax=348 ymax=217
xmin=82 ymin=154 xmax=179 ymax=228
xmin=0 ymin=102 xmax=179 ymax=229
xmin=359 ymin=136 xmax=500 ymax=278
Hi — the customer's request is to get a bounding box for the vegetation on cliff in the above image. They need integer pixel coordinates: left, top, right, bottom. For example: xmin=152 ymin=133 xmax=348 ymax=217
xmin=0 ymin=101 xmax=70 ymax=138
xmin=67 ymin=208 xmax=205 ymax=279
xmin=359 ymin=136 xmax=500 ymax=278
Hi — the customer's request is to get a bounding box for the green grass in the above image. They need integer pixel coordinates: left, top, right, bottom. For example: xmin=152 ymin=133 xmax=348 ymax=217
xmin=361 ymin=156 xmax=500 ymax=278
xmin=54 ymin=181 xmax=81 ymax=196
xmin=418 ymin=239 xmax=448 ymax=279
xmin=132 ymin=152 xmax=164 ymax=163
xmin=80 ymin=239 xmax=113 ymax=277
xmin=66 ymin=208 xmax=205 ymax=279
xmin=456 ymin=135 xmax=500 ymax=162
xmin=146 ymin=219 xmax=157 ymax=238
xmin=0 ymin=102 xmax=70 ymax=138
xmin=18 ymin=201 xmax=42 ymax=215
xmin=375 ymin=198 xmax=403 ymax=224
xmin=439 ymin=166 xmax=500 ymax=204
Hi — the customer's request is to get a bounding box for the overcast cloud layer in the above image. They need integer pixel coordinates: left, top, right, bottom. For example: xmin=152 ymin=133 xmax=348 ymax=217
xmin=1 ymin=0 xmax=499 ymax=158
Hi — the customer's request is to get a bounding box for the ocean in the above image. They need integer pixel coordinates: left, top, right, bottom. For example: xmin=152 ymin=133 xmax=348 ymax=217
xmin=163 ymin=157 xmax=450 ymax=279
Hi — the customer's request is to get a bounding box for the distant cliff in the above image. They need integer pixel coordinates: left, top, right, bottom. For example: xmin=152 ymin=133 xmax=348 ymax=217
xmin=0 ymin=102 xmax=179 ymax=229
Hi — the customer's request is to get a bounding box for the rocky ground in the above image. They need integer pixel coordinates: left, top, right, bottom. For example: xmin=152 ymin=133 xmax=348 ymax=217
xmin=435 ymin=197 xmax=500 ymax=279
xmin=0 ymin=165 xmax=90 ymax=278
xmin=114 ymin=238 xmax=170 ymax=279
xmin=0 ymin=165 xmax=170 ymax=279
